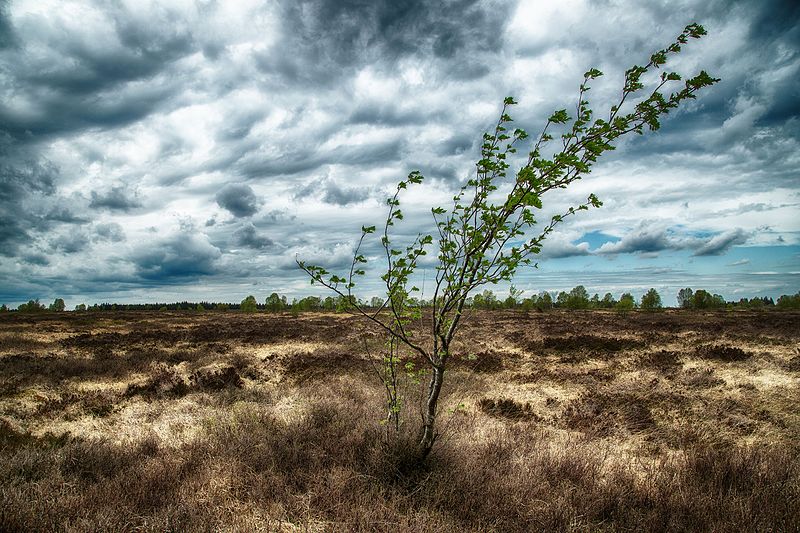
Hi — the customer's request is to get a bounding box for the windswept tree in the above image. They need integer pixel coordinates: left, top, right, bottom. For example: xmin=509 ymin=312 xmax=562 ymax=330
xmin=299 ymin=24 xmax=717 ymax=460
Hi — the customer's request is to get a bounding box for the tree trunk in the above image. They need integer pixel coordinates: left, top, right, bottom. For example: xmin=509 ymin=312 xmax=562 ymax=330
xmin=418 ymin=364 xmax=444 ymax=461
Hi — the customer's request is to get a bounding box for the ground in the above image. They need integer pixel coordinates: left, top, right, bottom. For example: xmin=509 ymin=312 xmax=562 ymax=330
xmin=1 ymin=309 xmax=798 ymax=531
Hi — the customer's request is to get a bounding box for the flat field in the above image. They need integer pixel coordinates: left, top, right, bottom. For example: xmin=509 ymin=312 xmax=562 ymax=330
xmin=1 ymin=309 xmax=798 ymax=531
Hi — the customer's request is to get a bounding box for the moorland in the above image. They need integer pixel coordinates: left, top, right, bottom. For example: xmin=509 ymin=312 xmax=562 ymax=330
xmin=1 ymin=309 xmax=798 ymax=531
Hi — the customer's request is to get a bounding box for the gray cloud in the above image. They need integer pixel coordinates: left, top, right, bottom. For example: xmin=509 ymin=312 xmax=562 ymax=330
xmin=596 ymin=227 xmax=672 ymax=255
xmin=260 ymin=0 xmax=515 ymax=84
xmin=0 ymin=1 xmax=15 ymax=49
xmin=216 ymin=183 xmax=259 ymax=217
xmin=596 ymin=226 xmax=750 ymax=257
xmin=93 ymin=222 xmax=126 ymax=242
xmin=51 ymin=232 xmax=90 ymax=254
xmin=0 ymin=2 xmax=197 ymax=140
xmin=22 ymin=252 xmax=49 ymax=266
xmin=233 ymin=223 xmax=274 ymax=249
xmin=295 ymin=177 xmax=371 ymax=206
xmin=322 ymin=180 xmax=369 ymax=206
xmin=132 ymin=233 xmax=221 ymax=281
xmin=45 ymin=205 xmax=90 ymax=224
xmin=539 ymin=239 xmax=591 ymax=259
xmin=692 ymin=229 xmax=749 ymax=256
xmin=235 ymin=138 xmax=404 ymax=181
xmin=89 ymin=185 xmax=142 ymax=212
xmin=0 ymin=147 xmax=59 ymax=255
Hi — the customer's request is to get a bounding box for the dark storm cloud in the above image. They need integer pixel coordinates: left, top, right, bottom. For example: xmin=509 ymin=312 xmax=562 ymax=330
xmin=747 ymin=0 xmax=800 ymax=41
xmin=0 ymin=215 xmax=27 ymax=257
xmin=89 ymin=185 xmax=142 ymax=212
xmin=0 ymin=0 xmax=15 ymax=49
xmin=262 ymin=0 xmax=516 ymax=83
xmin=216 ymin=183 xmax=259 ymax=217
xmin=616 ymin=0 xmax=800 ymax=171
xmin=0 ymin=85 xmax=174 ymax=139
xmin=21 ymin=252 xmax=48 ymax=266
xmin=0 ymin=146 xmax=59 ymax=256
xmin=233 ymin=223 xmax=274 ymax=249
xmin=0 ymin=151 xmax=57 ymax=198
xmin=0 ymin=2 xmax=198 ymax=140
xmin=132 ymin=233 xmax=221 ymax=281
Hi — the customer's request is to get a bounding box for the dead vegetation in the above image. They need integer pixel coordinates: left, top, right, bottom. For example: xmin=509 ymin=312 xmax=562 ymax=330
xmin=0 ymin=309 xmax=798 ymax=531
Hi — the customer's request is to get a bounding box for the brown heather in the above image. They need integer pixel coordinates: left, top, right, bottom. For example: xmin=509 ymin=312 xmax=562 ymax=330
xmin=0 ymin=309 xmax=798 ymax=531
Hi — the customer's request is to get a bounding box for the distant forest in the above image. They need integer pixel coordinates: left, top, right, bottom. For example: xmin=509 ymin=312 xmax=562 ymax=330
xmin=5 ymin=286 xmax=800 ymax=313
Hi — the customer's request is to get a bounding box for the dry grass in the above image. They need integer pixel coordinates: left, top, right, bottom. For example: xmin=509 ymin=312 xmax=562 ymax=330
xmin=0 ymin=309 xmax=798 ymax=531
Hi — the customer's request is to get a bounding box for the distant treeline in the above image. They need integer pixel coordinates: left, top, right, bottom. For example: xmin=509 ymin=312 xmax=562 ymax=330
xmin=4 ymin=287 xmax=799 ymax=314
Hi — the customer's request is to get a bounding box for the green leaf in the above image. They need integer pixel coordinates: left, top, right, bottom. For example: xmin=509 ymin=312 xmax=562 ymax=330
xmin=583 ymin=68 xmax=603 ymax=79
xmin=549 ymin=109 xmax=570 ymax=124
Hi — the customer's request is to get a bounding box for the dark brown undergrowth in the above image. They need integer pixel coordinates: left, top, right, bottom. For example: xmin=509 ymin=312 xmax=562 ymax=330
xmin=1 ymin=394 xmax=797 ymax=533
xmin=561 ymin=390 xmax=658 ymax=435
xmin=784 ymin=355 xmax=800 ymax=372
xmin=542 ymin=334 xmax=643 ymax=353
xmin=639 ymin=349 xmax=682 ymax=371
xmin=478 ymin=397 xmax=539 ymax=420
xmin=695 ymin=344 xmax=752 ymax=362
xmin=450 ymin=350 xmax=506 ymax=373
xmin=282 ymin=350 xmax=373 ymax=382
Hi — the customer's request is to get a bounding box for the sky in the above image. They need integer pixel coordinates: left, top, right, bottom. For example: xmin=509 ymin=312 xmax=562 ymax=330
xmin=0 ymin=0 xmax=798 ymax=308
